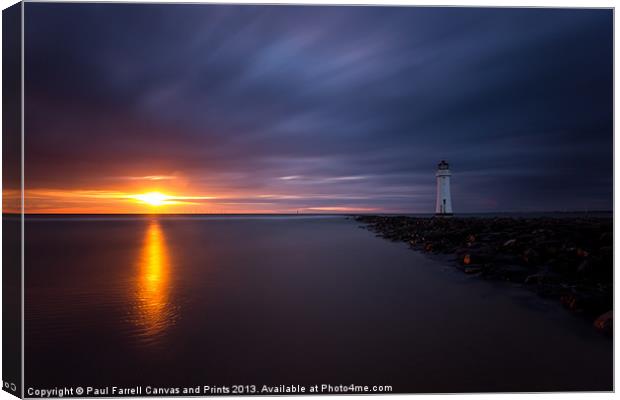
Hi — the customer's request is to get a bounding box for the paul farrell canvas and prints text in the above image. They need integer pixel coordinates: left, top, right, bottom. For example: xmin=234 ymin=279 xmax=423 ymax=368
xmin=1 ymin=1 xmax=614 ymax=397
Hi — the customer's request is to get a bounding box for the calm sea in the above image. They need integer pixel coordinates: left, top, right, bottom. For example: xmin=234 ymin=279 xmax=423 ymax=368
xmin=24 ymin=215 xmax=612 ymax=392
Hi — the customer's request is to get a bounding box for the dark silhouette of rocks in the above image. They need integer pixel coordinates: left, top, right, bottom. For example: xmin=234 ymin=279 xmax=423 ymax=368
xmin=355 ymin=215 xmax=612 ymax=336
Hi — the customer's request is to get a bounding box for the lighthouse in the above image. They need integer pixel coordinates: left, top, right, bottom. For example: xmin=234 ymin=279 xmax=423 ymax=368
xmin=435 ymin=160 xmax=453 ymax=215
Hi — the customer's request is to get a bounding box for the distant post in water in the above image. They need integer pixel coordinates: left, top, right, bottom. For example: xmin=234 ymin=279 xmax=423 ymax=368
xmin=435 ymin=160 xmax=453 ymax=216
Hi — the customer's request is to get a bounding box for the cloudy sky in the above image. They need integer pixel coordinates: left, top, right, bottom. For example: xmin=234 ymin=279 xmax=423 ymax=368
xmin=23 ymin=4 xmax=612 ymax=213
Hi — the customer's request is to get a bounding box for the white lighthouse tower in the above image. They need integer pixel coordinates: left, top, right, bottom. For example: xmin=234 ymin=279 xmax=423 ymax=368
xmin=435 ymin=160 xmax=453 ymax=215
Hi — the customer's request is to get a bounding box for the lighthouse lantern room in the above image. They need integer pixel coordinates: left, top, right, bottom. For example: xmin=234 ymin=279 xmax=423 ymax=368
xmin=435 ymin=160 xmax=453 ymax=216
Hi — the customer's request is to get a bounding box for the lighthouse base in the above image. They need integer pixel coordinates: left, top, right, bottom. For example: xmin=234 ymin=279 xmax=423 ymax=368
xmin=434 ymin=213 xmax=453 ymax=217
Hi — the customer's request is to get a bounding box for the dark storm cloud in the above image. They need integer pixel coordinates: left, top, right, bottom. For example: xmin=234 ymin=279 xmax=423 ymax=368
xmin=25 ymin=4 xmax=613 ymax=212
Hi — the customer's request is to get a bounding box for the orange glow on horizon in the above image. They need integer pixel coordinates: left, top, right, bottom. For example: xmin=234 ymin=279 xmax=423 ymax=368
xmin=18 ymin=188 xmax=221 ymax=214
xmin=12 ymin=187 xmax=382 ymax=214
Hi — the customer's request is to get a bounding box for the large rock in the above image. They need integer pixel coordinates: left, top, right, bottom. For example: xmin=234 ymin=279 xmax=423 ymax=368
xmin=594 ymin=311 xmax=613 ymax=336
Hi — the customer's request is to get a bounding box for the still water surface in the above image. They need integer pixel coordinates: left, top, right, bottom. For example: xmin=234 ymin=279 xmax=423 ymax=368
xmin=25 ymin=216 xmax=612 ymax=392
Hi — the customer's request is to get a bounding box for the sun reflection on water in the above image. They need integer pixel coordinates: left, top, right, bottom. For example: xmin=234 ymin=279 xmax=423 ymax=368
xmin=133 ymin=219 xmax=176 ymax=343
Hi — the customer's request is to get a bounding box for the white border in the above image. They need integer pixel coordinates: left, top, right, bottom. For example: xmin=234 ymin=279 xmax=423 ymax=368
xmin=0 ymin=2 xmax=616 ymax=400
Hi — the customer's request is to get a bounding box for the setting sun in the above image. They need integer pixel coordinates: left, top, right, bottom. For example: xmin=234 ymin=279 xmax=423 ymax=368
xmin=134 ymin=192 xmax=169 ymax=206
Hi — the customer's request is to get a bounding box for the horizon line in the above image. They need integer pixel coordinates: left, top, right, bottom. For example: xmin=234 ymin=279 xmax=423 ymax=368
xmin=2 ymin=210 xmax=613 ymax=216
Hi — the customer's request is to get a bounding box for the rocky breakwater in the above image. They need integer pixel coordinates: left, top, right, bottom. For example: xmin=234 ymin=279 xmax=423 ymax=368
xmin=355 ymin=215 xmax=613 ymax=336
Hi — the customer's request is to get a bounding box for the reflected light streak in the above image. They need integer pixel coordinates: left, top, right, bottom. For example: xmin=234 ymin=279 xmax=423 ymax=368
xmin=133 ymin=219 xmax=176 ymax=343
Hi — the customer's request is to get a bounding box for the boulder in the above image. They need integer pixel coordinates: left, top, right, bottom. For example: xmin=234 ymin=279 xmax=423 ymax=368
xmin=594 ymin=311 xmax=613 ymax=336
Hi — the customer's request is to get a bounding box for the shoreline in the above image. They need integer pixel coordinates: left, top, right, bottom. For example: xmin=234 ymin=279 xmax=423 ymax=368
xmin=354 ymin=215 xmax=613 ymax=336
